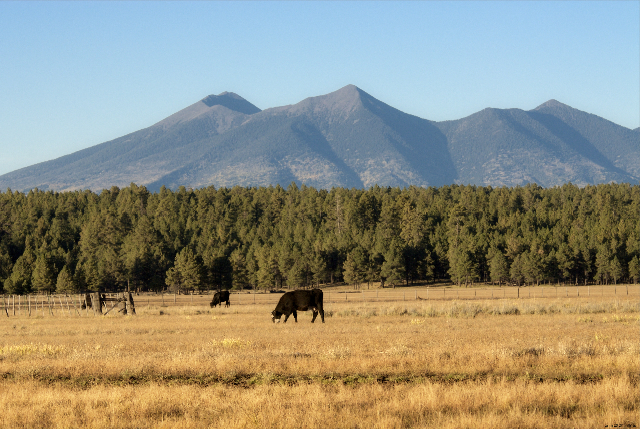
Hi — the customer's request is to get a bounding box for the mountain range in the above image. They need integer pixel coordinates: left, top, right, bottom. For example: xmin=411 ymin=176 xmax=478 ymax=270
xmin=1 ymin=85 xmax=638 ymax=192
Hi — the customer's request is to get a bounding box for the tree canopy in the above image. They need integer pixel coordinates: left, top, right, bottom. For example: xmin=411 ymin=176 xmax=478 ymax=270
xmin=1 ymin=182 xmax=638 ymax=294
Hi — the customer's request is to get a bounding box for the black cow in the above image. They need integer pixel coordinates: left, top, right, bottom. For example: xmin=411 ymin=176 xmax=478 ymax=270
xmin=210 ymin=291 xmax=230 ymax=308
xmin=272 ymin=289 xmax=324 ymax=323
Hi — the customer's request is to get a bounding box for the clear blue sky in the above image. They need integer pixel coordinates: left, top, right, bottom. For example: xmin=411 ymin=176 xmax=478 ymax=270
xmin=1 ymin=1 xmax=638 ymax=176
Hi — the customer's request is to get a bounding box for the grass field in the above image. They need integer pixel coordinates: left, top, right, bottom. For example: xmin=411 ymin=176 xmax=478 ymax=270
xmin=0 ymin=285 xmax=638 ymax=428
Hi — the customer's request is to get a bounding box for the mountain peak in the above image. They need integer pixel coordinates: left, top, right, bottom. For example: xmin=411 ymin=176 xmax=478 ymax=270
xmin=201 ymin=92 xmax=261 ymax=114
xmin=153 ymin=92 xmax=261 ymax=129
xmin=323 ymin=84 xmax=366 ymax=104
xmin=333 ymin=84 xmax=361 ymax=95
xmin=534 ymin=99 xmax=570 ymax=111
xmin=283 ymin=84 xmax=366 ymax=116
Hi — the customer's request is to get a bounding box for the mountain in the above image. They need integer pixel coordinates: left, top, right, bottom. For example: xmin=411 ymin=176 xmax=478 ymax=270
xmin=435 ymin=100 xmax=639 ymax=187
xmin=0 ymin=92 xmax=261 ymax=192
xmin=0 ymin=86 xmax=638 ymax=192
xmin=146 ymin=85 xmax=455 ymax=190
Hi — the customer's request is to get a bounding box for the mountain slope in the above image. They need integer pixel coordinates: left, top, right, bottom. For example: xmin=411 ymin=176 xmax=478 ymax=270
xmin=532 ymin=100 xmax=640 ymax=178
xmin=436 ymin=104 xmax=638 ymax=187
xmin=143 ymin=85 xmax=456 ymax=190
xmin=0 ymin=93 xmax=260 ymax=191
xmin=0 ymin=86 xmax=637 ymax=192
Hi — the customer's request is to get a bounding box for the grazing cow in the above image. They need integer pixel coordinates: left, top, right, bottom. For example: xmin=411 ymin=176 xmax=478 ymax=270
xmin=272 ymin=289 xmax=324 ymax=323
xmin=210 ymin=291 xmax=230 ymax=308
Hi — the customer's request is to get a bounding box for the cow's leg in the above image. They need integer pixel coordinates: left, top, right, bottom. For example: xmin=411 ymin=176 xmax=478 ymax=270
xmin=293 ymin=310 xmax=298 ymax=322
xmin=311 ymin=310 xmax=318 ymax=323
xmin=320 ymin=309 xmax=325 ymax=323
xmin=283 ymin=313 xmax=290 ymax=323
xmin=225 ymin=300 xmax=230 ymax=307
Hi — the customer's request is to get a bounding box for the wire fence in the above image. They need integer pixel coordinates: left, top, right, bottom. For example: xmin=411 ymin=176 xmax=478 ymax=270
xmin=2 ymin=284 xmax=639 ymax=317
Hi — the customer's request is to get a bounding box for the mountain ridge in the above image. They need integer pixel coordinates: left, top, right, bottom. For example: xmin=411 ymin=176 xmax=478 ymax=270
xmin=1 ymin=85 xmax=637 ymax=192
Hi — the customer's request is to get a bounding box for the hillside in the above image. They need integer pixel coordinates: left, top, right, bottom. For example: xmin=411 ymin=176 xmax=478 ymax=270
xmin=0 ymin=86 xmax=637 ymax=192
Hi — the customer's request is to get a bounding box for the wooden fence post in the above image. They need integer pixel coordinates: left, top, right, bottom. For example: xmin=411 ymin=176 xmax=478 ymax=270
xmin=58 ymin=296 xmax=65 ymax=316
xmin=126 ymin=291 xmax=136 ymax=315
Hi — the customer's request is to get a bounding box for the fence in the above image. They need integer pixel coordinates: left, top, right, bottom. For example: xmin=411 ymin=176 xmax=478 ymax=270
xmin=2 ymin=284 xmax=639 ymax=317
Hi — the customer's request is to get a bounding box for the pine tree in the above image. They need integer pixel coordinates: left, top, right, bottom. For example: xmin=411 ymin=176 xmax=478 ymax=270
xmin=55 ymin=265 xmax=76 ymax=294
xmin=165 ymin=265 xmax=183 ymax=293
xmin=595 ymin=247 xmax=611 ymax=285
xmin=0 ymin=245 xmax=13 ymax=290
xmin=380 ymin=247 xmax=405 ymax=288
xmin=310 ymin=252 xmax=328 ymax=287
xmin=342 ymin=253 xmax=358 ymax=288
xmin=32 ymin=253 xmax=56 ymax=294
xmin=257 ymin=246 xmax=279 ymax=290
xmin=230 ymin=250 xmax=249 ymax=290
xmin=121 ymin=216 xmax=166 ymax=291
xmin=609 ymin=256 xmax=622 ymax=285
xmin=489 ymin=252 xmax=508 ymax=285
xmin=176 ymin=248 xmax=203 ymax=292
xmin=5 ymin=247 xmax=36 ymax=294
xmin=510 ymin=255 xmax=524 ymax=286
xmin=287 ymin=259 xmax=305 ymax=289
xmin=628 ymin=256 xmax=639 ymax=284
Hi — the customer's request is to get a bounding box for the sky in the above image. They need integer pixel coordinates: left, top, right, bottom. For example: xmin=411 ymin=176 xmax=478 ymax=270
xmin=0 ymin=1 xmax=638 ymax=176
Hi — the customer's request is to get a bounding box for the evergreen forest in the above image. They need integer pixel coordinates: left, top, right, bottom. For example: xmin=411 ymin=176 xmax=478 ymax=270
xmin=1 ymin=182 xmax=638 ymax=295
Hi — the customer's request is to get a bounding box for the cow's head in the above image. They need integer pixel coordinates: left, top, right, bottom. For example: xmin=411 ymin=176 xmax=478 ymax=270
xmin=271 ymin=310 xmax=282 ymax=323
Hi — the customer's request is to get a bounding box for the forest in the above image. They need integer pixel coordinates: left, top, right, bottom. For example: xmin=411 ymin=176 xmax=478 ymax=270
xmin=0 ymin=182 xmax=638 ymax=295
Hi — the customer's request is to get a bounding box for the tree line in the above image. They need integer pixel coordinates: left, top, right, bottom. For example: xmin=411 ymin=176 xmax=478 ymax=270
xmin=1 ymin=182 xmax=638 ymax=295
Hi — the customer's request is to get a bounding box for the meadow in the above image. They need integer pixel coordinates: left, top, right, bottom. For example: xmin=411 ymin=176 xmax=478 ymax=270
xmin=0 ymin=285 xmax=638 ymax=429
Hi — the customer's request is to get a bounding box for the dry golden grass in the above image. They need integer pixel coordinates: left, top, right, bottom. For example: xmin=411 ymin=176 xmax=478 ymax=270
xmin=0 ymin=288 xmax=638 ymax=428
